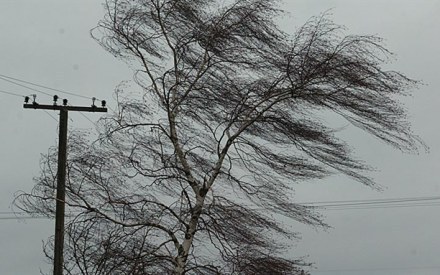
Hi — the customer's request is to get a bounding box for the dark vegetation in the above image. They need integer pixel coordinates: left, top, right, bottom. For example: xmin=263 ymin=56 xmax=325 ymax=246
xmin=16 ymin=0 xmax=423 ymax=274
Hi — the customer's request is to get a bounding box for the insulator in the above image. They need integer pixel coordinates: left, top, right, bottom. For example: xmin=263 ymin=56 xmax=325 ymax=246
xmin=101 ymin=100 xmax=106 ymax=107
xmin=24 ymin=96 xmax=30 ymax=103
xmin=63 ymin=99 xmax=68 ymax=106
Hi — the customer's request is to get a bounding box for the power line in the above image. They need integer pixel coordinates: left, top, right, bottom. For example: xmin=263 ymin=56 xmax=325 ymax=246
xmin=0 ymin=216 xmax=50 ymax=220
xmin=67 ymin=103 xmax=97 ymax=126
xmin=245 ymin=196 xmax=440 ymax=211
xmin=0 ymin=73 xmax=116 ymax=113
xmin=301 ymin=195 xmax=440 ymax=206
xmin=303 ymin=196 xmax=440 ymax=211
xmin=1 ymin=88 xmax=60 ymax=121
xmin=0 ymin=75 xmax=53 ymax=97
xmin=0 ymin=88 xmax=28 ymax=98
xmin=43 ymin=110 xmax=59 ymax=122
xmin=314 ymin=264 xmax=440 ymax=273
xmin=1 ymin=81 xmax=98 ymax=126
xmin=2 ymin=195 xmax=440 ymax=221
xmin=320 ymin=202 xmax=440 ymax=211
xmin=79 ymin=112 xmax=98 ymax=126
xmin=0 ymin=73 xmax=92 ymax=100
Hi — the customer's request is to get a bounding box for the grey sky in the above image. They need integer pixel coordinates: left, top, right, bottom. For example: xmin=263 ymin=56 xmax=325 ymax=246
xmin=1 ymin=1 xmax=439 ymax=274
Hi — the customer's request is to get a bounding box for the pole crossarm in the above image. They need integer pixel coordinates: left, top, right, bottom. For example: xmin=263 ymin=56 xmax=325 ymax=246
xmin=24 ymin=103 xmax=107 ymax=112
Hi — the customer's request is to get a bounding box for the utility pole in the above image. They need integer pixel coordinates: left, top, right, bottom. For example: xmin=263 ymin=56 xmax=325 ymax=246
xmin=24 ymin=95 xmax=107 ymax=275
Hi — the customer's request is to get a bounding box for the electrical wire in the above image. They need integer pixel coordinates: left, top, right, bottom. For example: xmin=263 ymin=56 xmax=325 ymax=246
xmin=1 ymin=76 xmax=103 ymax=126
xmin=301 ymin=195 xmax=440 ymax=205
xmin=0 ymin=89 xmax=28 ymax=98
xmin=0 ymin=73 xmax=93 ymax=100
xmin=303 ymin=196 xmax=440 ymax=211
xmin=0 ymin=75 xmax=53 ymax=97
xmin=0 ymin=211 xmax=52 ymax=220
xmin=2 ymin=195 xmax=440 ymax=221
xmin=314 ymin=264 xmax=440 ymax=273
xmin=1 ymin=88 xmax=59 ymax=122
xmin=43 ymin=110 xmax=59 ymax=122
xmin=0 ymin=73 xmax=116 ymax=113
xmin=0 ymin=216 xmax=50 ymax=220
xmin=79 ymin=112 xmax=98 ymax=126
xmin=65 ymin=102 xmax=97 ymax=126
xmin=0 ymin=73 xmax=113 ymax=113
xmin=321 ymin=202 xmax=440 ymax=211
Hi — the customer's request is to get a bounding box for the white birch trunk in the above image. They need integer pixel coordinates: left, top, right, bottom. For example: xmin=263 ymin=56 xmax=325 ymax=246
xmin=173 ymin=195 xmax=205 ymax=275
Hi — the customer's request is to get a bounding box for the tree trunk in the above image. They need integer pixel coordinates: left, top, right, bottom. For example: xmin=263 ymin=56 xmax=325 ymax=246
xmin=174 ymin=195 xmax=204 ymax=274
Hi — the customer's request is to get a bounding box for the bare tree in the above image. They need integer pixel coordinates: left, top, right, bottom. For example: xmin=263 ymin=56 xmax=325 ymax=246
xmin=16 ymin=0 xmax=424 ymax=274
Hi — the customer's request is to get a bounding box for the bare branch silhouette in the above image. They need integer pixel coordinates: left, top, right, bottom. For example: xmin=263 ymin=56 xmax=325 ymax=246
xmin=15 ymin=1 xmax=424 ymax=274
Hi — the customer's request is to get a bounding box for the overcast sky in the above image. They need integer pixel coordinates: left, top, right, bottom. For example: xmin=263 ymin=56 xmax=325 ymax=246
xmin=1 ymin=1 xmax=439 ymax=274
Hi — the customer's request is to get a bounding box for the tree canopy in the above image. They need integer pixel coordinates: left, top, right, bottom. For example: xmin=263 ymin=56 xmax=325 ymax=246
xmin=16 ymin=0 xmax=424 ymax=274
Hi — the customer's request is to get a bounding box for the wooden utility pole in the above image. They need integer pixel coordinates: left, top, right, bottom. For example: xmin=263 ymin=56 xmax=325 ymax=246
xmin=24 ymin=95 xmax=107 ymax=275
